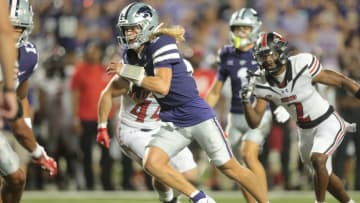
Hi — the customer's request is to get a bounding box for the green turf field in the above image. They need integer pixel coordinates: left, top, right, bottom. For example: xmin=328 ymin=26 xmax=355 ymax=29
xmin=22 ymin=191 xmax=360 ymax=203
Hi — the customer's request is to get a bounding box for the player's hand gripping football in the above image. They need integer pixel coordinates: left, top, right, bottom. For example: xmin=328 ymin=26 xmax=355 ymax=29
xmin=96 ymin=127 xmax=110 ymax=149
xmin=32 ymin=145 xmax=58 ymax=177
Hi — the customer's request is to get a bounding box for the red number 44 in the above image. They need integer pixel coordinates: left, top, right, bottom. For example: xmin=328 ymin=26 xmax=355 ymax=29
xmin=130 ymin=100 xmax=160 ymax=122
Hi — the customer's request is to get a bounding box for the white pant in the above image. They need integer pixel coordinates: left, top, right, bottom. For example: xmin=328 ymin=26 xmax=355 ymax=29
xmin=226 ymin=110 xmax=272 ymax=146
xmin=0 ymin=133 xmax=20 ymax=176
xmin=297 ymin=112 xmax=346 ymax=174
xmin=148 ymin=118 xmax=233 ymax=167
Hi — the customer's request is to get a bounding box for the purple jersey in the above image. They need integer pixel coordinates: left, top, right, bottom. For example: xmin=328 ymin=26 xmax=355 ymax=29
xmin=17 ymin=41 xmax=38 ymax=87
xmin=217 ymin=45 xmax=258 ymax=114
xmin=123 ymin=35 xmax=215 ymax=127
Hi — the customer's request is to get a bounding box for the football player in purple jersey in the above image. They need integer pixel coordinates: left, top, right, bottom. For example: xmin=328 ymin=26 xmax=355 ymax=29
xmin=205 ymin=8 xmax=277 ymax=203
xmin=0 ymin=1 xmax=57 ymax=202
xmin=100 ymin=2 xmax=269 ymax=203
xmin=242 ymin=31 xmax=359 ymax=203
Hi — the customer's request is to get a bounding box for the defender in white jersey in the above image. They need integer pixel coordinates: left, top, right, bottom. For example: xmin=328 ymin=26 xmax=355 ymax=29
xmin=97 ymin=74 xmax=197 ymax=203
xmin=241 ymin=32 xmax=359 ymax=203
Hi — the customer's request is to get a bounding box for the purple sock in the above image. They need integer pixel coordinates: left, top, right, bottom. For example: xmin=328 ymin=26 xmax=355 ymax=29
xmin=191 ymin=191 xmax=206 ymax=203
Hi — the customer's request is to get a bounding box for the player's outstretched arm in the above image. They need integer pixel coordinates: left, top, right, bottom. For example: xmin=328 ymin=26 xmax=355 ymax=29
xmin=242 ymin=98 xmax=268 ymax=128
xmin=10 ymin=80 xmax=37 ymax=152
xmin=205 ymin=80 xmax=224 ymax=108
xmin=314 ymin=69 xmax=360 ymax=96
xmin=0 ymin=2 xmax=18 ymax=120
xmin=97 ymin=75 xmax=129 ymax=148
xmin=9 ymin=104 xmax=57 ymax=177
xmin=0 ymin=2 xmax=16 ymax=90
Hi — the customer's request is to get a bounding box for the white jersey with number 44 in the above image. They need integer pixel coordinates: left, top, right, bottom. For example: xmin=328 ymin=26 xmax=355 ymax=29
xmin=253 ymin=53 xmax=330 ymax=124
xmin=119 ymin=94 xmax=161 ymax=129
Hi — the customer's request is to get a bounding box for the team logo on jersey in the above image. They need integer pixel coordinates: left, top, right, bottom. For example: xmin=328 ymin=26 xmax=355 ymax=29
xmin=227 ymin=60 xmax=234 ymax=66
xmin=251 ymin=60 xmax=257 ymax=65
xmin=239 ymin=60 xmax=246 ymax=65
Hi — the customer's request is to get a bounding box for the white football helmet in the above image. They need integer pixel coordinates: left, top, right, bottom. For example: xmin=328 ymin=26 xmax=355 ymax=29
xmin=8 ymin=0 xmax=34 ymax=47
xmin=117 ymin=2 xmax=159 ymax=49
xmin=229 ymin=8 xmax=262 ymax=49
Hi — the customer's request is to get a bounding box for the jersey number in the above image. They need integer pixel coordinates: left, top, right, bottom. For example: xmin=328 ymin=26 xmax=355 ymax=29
xmin=24 ymin=43 xmax=37 ymax=54
xmin=291 ymin=102 xmax=310 ymax=123
xmin=130 ymin=100 xmax=160 ymax=122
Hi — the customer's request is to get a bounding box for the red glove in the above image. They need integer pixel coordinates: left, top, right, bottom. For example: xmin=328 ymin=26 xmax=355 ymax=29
xmin=32 ymin=145 xmax=58 ymax=177
xmin=97 ymin=128 xmax=110 ymax=149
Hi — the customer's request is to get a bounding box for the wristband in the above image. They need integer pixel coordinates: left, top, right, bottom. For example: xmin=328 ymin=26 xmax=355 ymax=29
xmin=355 ymin=88 xmax=360 ymax=99
xmin=98 ymin=121 xmax=107 ymax=129
xmin=31 ymin=143 xmax=43 ymax=158
xmin=134 ymin=75 xmax=145 ymax=86
xmin=24 ymin=117 xmax=32 ymax=128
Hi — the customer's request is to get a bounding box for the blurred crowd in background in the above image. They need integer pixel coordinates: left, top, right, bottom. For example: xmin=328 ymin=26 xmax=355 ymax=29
xmin=11 ymin=0 xmax=360 ymax=192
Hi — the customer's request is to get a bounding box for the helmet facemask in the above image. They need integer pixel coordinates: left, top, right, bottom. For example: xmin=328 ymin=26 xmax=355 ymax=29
xmin=117 ymin=3 xmax=159 ymax=50
xmin=8 ymin=0 xmax=34 ymax=47
xmin=229 ymin=8 xmax=262 ymax=49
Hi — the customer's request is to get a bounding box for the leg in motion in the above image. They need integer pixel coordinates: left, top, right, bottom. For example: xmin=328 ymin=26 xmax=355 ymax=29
xmin=219 ymin=157 xmax=268 ymax=203
xmin=311 ymin=153 xmax=329 ymax=202
xmin=1 ymin=169 xmax=26 ymax=203
xmin=143 ymin=147 xmax=198 ymax=197
xmin=240 ymin=141 xmax=267 ymax=203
